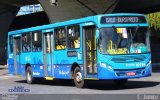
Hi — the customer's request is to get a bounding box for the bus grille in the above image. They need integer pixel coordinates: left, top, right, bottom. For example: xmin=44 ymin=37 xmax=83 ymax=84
xmin=115 ymin=68 xmax=145 ymax=77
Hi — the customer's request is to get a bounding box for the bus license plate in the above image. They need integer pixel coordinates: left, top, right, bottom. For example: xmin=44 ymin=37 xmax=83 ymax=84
xmin=127 ymin=72 xmax=136 ymax=76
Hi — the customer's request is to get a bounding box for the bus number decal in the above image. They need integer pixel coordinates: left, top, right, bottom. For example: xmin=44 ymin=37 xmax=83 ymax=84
xmin=67 ymin=51 xmax=77 ymax=57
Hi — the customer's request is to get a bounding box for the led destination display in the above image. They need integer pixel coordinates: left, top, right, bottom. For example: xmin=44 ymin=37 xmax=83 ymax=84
xmin=100 ymin=16 xmax=146 ymax=24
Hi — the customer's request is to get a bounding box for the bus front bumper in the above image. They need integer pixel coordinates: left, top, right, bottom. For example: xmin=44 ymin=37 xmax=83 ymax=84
xmin=97 ymin=64 xmax=152 ymax=80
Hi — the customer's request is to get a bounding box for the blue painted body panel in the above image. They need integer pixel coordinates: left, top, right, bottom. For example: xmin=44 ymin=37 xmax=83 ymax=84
xmin=97 ymin=53 xmax=151 ymax=79
xmin=16 ymin=55 xmax=21 ymax=74
xmin=8 ymin=54 xmax=14 ymax=74
xmin=46 ymin=53 xmax=52 ymax=77
xmin=7 ymin=13 xmax=151 ymax=80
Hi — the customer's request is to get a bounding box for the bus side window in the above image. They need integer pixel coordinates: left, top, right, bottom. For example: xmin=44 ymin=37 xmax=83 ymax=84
xmin=67 ymin=25 xmax=80 ymax=49
xmin=32 ymin=31 xmax=42 ymax=52
xmin=22 ymin=33 xmax=31 ymax=52
xmin=54 ymin=27 xmax=66 ymax=50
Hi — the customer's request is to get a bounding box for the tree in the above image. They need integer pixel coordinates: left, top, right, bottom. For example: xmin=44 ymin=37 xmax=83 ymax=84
xmin=147 ymin=12 xmax=160 ymax=30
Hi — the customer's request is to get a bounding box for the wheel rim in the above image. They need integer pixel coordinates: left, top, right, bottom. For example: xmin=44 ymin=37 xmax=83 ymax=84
xmin=76 ymin=72 xmax=82 ymax=83
xmin=27 ymin=71 xmax=31 ymax=82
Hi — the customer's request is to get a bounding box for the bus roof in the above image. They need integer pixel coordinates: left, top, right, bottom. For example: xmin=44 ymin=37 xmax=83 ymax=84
xmin=8 ymin=13 xmax=146 ymax=35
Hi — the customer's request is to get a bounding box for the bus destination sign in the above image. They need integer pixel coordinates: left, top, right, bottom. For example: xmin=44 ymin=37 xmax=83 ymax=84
xmin=100 ymin=16 xmax=146 ymax=24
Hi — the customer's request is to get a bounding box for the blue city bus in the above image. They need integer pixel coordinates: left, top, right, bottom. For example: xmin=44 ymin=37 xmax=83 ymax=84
xmin=8 ymin=13 xmax=151 ymax=88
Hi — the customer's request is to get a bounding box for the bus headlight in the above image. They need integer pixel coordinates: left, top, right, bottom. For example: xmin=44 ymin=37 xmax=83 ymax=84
xmin=100 ymin=62 xmax=107 ymax=68
xmin=100 ymin=62 xmax=113 ymax=71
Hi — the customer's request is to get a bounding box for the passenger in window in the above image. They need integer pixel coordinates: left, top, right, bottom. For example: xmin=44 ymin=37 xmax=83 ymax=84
xmin=56 ymin=41 xmax=66 ymax=50
xmin=56 ymin=44 xmax=65 ymax=50
xmin=33 ymin=44 xmax=37 ymax=51
xmin=118 ymin=28 xmax=128 ymax=48
xmin=24 ymin=44 xmax=31 ymax=52
xmin=27 ymin=44 xmax=31 ymax=51
xmin=22 ymin=36 xmax=27 ymax=51
xmin=74 ymin=36 xmax=80 ymax=48
xmin=37 ymin=44 xmax=42 ymax=51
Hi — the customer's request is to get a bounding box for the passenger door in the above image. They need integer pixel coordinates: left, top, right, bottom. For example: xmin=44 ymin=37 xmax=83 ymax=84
xmin=43 ymin=32 xmax=53 ymax=77
xmin=83 ymin=25 xmax=97 ymax=78
xmin=13 ymin=36 xmax=21 ymax=75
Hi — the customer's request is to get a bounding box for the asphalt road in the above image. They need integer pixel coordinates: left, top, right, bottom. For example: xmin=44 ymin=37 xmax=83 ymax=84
xmin=0 ymin=65 xmax=160 ymax=100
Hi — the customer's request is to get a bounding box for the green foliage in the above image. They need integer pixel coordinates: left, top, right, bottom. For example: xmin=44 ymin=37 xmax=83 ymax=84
xmin=147 ymin=12 xmax=160 ymax=30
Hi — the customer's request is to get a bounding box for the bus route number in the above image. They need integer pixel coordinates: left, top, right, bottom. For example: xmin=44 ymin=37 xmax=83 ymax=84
xmin=106 ymin=17 xmax=116 ymax=23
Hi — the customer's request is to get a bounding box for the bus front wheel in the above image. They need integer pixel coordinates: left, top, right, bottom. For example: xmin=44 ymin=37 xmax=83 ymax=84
xmin=26 ymin=67 xmax=34 ymax=84
xmin=73 ymin=67 xmax=85 ymax=88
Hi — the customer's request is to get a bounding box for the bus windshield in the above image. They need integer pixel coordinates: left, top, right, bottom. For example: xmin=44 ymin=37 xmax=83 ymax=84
xmin=99 ymin=27 xmax=150 ymax=55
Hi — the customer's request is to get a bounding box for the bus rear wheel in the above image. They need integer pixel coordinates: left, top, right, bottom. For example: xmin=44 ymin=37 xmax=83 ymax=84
xmin=114 ymin=79 xmax=128 ymax=86
xmin=26 ymin=67 xmax=34 ymax=84
xmin=73 ymin=67 xmax=85 ymax=88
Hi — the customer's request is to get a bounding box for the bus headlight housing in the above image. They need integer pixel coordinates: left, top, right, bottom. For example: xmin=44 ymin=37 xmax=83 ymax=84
xmin=100 ymin=62 xmax=113 ymax=71
xmin=100 ymin=62 xmax=107 ymax=68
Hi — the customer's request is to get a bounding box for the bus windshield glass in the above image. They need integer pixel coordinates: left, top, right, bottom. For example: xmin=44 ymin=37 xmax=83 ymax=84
xmin=99 ymin=27 xmax=150 ymax=55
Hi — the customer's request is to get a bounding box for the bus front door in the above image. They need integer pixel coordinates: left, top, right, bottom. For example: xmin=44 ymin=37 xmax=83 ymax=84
xmin=43 ymin=32 xmax=53 ymax=77
xmin=13 ymin=36 xmax=21 ymax=75
xmin=83 ymin=26 xmax=98 ymax=78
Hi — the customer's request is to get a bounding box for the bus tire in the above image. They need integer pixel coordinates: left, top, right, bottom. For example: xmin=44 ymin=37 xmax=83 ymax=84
xmin=73 ymin=67 xmax=85 ymax=88
xmin=114 ymin=79 xmax=128 ymax=86
xmin=26 ymin=67 xmax=34 ymax=84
